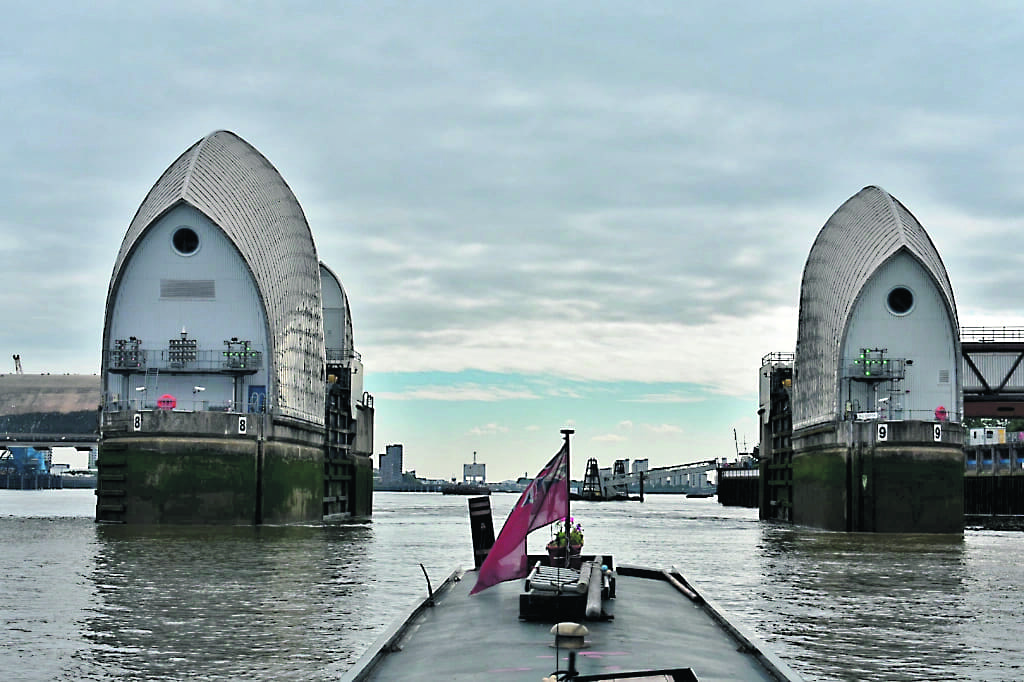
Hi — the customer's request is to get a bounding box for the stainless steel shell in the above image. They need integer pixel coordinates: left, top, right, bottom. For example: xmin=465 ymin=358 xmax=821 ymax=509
xmin=792 ymin=186 xmax=959 ymax=429
xmin=104 ymin=131 xmax=325 ymax=424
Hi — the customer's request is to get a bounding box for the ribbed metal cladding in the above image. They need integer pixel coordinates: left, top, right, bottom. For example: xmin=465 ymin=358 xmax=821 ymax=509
xmin=105 ymin=131 xmax=325 ymax=424
xmin=792 ymin=186 xmax=959 ymax=429
xmin=320 ymin=263 xmax=355 ymax=356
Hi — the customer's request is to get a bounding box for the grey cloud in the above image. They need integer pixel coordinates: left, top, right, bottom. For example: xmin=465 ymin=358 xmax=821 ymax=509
xmin=4 ymin=2 xmax=1024 ymax=378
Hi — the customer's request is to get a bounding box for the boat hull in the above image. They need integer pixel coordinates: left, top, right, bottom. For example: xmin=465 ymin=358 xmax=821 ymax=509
xmin=343 ymin=556 xmax=802 ymax=681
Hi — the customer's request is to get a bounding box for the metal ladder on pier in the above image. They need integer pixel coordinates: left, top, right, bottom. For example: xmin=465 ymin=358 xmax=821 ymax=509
xmin=95 ymin=455 xmax=127 ymax=523
xmin=143 ymin=368 xmax=159 ymax=407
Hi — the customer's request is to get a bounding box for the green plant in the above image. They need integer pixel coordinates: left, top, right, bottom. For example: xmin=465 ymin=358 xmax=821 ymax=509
xmin=547 ymin=517 xmax=584 ymax=548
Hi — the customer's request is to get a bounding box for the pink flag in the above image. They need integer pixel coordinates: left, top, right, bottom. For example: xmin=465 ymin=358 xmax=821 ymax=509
xmin=469 ymin=442 xmax=569 ymax=595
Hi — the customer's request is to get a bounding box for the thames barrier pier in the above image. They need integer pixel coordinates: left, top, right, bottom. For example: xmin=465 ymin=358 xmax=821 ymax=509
xmin=759 ymin=186 xmax=964 ymax=533
xmin=95 ymin=131 xmax=373 ymax=524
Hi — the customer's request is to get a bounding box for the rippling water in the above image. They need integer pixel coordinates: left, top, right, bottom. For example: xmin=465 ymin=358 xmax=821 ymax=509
xmin=1 ymin=490 xmax=1022 ymax=681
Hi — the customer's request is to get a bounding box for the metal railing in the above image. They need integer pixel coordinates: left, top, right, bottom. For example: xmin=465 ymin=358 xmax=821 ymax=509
xmin=326 ymin=349 xmax=361 ymax=365
xmin=104 ymin=348 xmax=263 ymax=373
xmin=105 ymin=398 xmax=249 ymax=412
xmin=762 ymin=351 xmax=795 ymax=365
xmin=847 ymin=407 xmax=960 ymax=422
xmin=961 ymin=327 xmax=1024 ymax=342
xmin=102 ymin=389 xmax=374 ymax=422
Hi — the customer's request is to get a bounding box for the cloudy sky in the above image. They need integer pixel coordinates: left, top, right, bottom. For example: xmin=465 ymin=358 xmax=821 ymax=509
xmin=4 ymin=2 xmax=1024 ymax=481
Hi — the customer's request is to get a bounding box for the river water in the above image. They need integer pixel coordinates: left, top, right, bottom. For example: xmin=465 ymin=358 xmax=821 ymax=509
xmin=1 ymin=489 xmax=1022 ymax=681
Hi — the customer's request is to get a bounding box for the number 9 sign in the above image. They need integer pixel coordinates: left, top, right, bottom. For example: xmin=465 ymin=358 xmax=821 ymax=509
xmin=876 ymin=423 xmax=888 ymax=442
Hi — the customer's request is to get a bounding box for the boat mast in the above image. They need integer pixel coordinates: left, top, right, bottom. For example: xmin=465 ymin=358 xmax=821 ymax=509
xmin=561 ymin=428 xmax=574 ymax=566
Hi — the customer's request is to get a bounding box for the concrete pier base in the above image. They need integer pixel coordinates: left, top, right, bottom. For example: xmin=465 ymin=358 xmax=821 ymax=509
xmin=96 ymin=436 xmax=322 ymax=524
xmin=792 ymin=420 xmax=964 ymax=533
xmin=96 ymin=410 xmax=323 ymax=524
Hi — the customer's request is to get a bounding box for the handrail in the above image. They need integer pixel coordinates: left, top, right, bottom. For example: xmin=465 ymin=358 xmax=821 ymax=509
xmin=103 ymin=348 xmax=263 ymax=373
xmin=761 ymin=351 xmax=795 ymax=365
xmin=961 ymin=327 xmax=1024 ymax=342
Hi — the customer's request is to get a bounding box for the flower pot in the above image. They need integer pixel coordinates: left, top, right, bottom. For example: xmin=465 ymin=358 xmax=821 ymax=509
xmin=545 ymin=543 xmax=583 ymax=569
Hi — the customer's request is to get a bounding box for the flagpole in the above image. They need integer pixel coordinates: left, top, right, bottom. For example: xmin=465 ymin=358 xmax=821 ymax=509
xmin=561 ymin=428 xmax=574 ymax=568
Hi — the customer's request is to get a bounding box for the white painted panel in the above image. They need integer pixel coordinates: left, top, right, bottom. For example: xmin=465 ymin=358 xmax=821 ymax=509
xmin=107 ymin=204 xmax=269 ymax=411
xmin=843 ymin=252 xmax=958 ymax=422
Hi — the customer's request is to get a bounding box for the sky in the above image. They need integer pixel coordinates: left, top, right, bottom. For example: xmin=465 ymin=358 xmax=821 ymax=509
xmin=4 ymin=2 xmax=1024 ymax=482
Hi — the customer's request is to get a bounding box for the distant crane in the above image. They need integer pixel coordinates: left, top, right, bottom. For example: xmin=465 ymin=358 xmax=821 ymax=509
xmin=13 ymin=354 xmax=22 ymax=374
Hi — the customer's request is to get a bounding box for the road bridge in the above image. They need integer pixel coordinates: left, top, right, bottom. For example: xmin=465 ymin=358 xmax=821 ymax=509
xmin=2 ymin=434 xmax=97 ymax=448
xmin=0 ymin=374 xmax=100 ymax=447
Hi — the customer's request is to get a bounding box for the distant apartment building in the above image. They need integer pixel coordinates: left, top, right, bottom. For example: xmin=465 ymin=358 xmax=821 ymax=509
xmin=631 ymin=459 xmax=649 ymax=474
xmin=379 ymin=444 xmax=403 ymax=484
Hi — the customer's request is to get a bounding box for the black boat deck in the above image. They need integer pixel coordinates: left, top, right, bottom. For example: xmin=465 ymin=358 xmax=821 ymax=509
xmin=343 ymin=556 xmax=801 ymax=681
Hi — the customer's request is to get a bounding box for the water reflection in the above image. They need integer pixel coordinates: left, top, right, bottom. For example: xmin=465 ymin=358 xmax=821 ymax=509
xmin=756 ymin=526 xmax=969 ymax=681
xmin=78 ymin=523 xmax=375 ymax=681
xmin=4 ymin=491 xmax=1022 ymax=681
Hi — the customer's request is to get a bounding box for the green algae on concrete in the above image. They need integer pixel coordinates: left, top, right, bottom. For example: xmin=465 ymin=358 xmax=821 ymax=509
xmin=97 ymin=436 xmax=325 ymax=524
xmin=791 ymin=425 xmax=964 ymax=533
xmin=98 ymin=436 xmax=259 ymax=524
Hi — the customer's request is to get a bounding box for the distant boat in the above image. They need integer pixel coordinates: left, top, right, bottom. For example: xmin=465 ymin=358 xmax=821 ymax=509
xmin=442 ymin=451 xmax=489 ymax=494
xmin=440 ymin=482 xmax=490 ymax=495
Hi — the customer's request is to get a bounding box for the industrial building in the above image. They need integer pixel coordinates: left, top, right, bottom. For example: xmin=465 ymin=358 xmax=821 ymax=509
xmin=96 ymin=130 xmax=373 ymax=524
xmin=379 ymin=444 xmax=404 ymax=485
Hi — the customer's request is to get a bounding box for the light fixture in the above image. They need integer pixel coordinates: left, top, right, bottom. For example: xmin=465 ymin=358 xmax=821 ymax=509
xmin=135 ymin=386 xmax=146 ymax=392
xmin=193 ymin=386 xmax=206 ymax=394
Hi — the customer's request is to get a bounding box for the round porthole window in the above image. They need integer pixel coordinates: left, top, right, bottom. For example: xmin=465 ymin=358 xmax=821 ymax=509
xmin=886 ymin=286 xmax=914 ymax=315
xmin=172 ymin=227 xmax=200 ymax=255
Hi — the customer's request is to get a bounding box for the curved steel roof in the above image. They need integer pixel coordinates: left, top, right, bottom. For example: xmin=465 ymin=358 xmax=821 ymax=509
xmin=104 ymin=130 xmax=325 ymax=423
xmin=792 ymin=186 xmax=959 ymax=429
xmin=320 ymin=262 xmax=355 ymax=360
